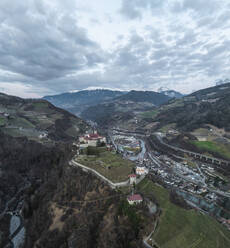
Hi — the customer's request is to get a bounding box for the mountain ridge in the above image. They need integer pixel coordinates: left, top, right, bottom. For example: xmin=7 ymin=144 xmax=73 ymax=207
xmin=43 ymin=89 xmax=127 ymax=116
xmin=43 ymin=88 xmax=183 ymax=117
xmin=0 ymin=92 xmax=88 ymax=142
xmin=137 ymin=82 xmax=230 ymax=132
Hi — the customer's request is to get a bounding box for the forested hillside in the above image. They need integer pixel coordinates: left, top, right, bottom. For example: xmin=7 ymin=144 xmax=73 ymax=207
xmin=145 ymin=83 xmax=230 ymax=132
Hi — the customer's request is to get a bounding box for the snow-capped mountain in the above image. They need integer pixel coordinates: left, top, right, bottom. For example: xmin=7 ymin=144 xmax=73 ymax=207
xmin=43 ymin=88 xmax=173 ymax=117
xmin=69 ymin=86 xmax=124 ymax=93
xmin=157 ymin=87 xmax=184 ymax=98
xmin=215 ymin=78 xmax=230 ymax=86
xmin=43 ymin=89 xmax=126 ymax=116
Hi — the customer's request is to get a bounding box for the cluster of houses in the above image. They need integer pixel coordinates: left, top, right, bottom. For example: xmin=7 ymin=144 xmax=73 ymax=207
xmin=79 ymin=130 xmax=106 ymax=148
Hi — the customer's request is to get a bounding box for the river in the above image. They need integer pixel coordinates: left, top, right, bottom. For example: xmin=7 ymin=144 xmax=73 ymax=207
xmin=129 ymin=140 xmax=146 ymax=161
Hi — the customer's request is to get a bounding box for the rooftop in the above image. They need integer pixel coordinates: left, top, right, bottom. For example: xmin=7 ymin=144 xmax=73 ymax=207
xmin=88 ymin=133 xmax=101 ymax=138
xmin=81 ymin=133 xmax=104 ymax=140
xmin=127 ymin=194 xmax=143 ymax=201
xmin=128 ymin=174 xmax=137 ymax=178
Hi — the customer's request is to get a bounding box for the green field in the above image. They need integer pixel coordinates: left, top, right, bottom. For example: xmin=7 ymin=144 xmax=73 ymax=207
xmin=138 ymin=179 xmax=230 ymax=248
xmin=76 ymin=148 xmax=135 ymax=182
xmin=190 ymin=140 xmax=230 ymax=160
xmin=31 ymin=102 xmax=52 ymax=112
xmin=140 ymin=110 xmax=159 ymax=119
xmin=2 ymin=128 xmax=23 ymax=137
xmin=160 ymin=99 xmax=185 ymax=111
xmin=0 ymin=116 xmax=6 ymax=126
xmin=9 ymin=117 xmax=35 ymax=128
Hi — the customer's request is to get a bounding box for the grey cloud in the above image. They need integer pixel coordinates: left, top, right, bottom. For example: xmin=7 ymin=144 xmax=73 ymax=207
xmin=0 ymin=0 xmax=105 ymax=82
xmin=120 ymin=0 xmax=219 ymax=20
xmin=171 ymin=0 xmax=220 ymax=15
xmin=120 ymin=0 xmax=163 ymax=19
xmin=1 ymin=0 xmax=230 ymax=97
xmin=105 ymin=26 xmax=230 ymax=91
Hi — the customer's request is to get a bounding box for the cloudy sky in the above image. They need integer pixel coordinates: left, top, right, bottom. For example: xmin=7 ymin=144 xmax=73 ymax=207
xmin=0 ymin=0 xmax=230 ymax=97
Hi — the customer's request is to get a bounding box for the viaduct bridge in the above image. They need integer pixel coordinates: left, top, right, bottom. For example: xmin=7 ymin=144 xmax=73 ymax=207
xmin=154 ymin=134 xmax=230 ymax=167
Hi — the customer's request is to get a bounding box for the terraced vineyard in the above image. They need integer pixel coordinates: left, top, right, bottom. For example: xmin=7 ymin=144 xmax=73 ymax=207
xmin=0 ymin=93 xmax=88 ymax=142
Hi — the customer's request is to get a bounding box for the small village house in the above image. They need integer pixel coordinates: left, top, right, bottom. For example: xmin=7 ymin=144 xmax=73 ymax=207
xmin=136 ymin=166 xmax=149 ymax=176
xmin=128 ymin=174 xmax=137 ymax=185
xmin=127 ymin=194 xmax=143 ymax=205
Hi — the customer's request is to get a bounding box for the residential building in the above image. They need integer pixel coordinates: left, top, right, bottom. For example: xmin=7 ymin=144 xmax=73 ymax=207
xmin=128 ymin=174 xmax=137 ymax=185
xmin=127 ymin=194 xmax=143 ymax=205
xmin=136 ymin=166 xmax=149 ymax=175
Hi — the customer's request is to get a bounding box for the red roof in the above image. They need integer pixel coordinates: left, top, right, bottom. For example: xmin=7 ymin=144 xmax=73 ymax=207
xmin=128 ymin=174 xmax=137 ymax=178
xmin=127 ymin=194 xmax=143 ymax=201
xmin=82 ymin=133 xmax=104 ymax=140
xmin=89 ymin=133 xmax=100 ymax=138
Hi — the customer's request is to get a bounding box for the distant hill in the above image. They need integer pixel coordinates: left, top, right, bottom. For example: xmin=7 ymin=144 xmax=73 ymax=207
xmin=81 ymin=90 xmax=171 ymax=127
xmin=0 ymin=92 xmax=88 ymax=142
xmin=43 ymin=89 xmax=173 ymax=119
xmin=114 ymin=90 xmax=171 ymax=104
xmin=149 ymin=83 xmax=230 ymax=131
xmin=43 ymin=89 xmax=126 ymax=116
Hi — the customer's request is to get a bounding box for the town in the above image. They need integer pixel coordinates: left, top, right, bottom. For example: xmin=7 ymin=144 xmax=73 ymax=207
xmin=74 ymin=127 xmax=230 ymax=233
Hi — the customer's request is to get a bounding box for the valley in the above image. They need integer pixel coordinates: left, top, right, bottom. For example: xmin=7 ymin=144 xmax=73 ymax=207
xmin=1 ymin=83 xmax=230 ymax=248
xmin=1 ymin=1 xmax=230 ymax=247
xmin=108 ymin=128 xmax=230 ymax=247
xmin=67 ymin=124 xmax=230 ymax=247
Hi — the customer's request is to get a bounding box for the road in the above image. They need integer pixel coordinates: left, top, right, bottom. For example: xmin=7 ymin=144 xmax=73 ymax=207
xmin=143 ymin=220 xmax=159 ymax=248
xmin=70 ymin=160 xmax=129 ymax=189
xmin=57 ymin=194 xmax=123 ymax=208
